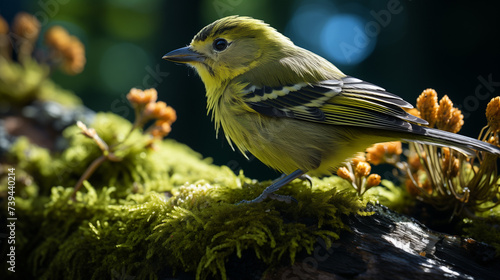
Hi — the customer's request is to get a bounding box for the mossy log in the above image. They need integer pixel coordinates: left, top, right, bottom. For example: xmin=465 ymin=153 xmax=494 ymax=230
xmin=2 ymin=104 xmax=499 ymax=280
xmin=265 ymin=204 xmax=499 ymax=280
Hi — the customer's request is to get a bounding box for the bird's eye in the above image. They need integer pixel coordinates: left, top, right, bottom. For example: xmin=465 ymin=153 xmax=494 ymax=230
xmin=213 ymin=38 xmax=228 ymax=51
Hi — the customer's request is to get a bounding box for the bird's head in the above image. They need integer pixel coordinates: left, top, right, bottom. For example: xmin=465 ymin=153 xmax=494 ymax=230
xmin=163 ymin=16 xmax=293 ymax=86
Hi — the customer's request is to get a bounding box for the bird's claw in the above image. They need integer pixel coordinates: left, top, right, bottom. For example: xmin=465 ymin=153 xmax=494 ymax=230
xmin=299 ymin=174 xmax=313 ymax=187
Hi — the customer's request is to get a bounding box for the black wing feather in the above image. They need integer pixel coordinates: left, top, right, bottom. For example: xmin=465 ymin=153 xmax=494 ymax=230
xmin=242 ymin=76 xmax=428 ymax=130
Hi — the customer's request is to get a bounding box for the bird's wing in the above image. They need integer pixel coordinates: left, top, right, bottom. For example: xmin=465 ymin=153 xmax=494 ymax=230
xmin=241 ymin=76 xmax=428 ymax=131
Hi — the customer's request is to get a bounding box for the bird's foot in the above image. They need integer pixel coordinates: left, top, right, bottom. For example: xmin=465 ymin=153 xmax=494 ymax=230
xmin=236 ymin=169 xmax=304 ymax=204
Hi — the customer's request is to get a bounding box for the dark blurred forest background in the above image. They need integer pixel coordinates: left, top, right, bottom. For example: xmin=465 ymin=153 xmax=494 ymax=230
xmin=1 ymin=0 xmax=499 ymax=181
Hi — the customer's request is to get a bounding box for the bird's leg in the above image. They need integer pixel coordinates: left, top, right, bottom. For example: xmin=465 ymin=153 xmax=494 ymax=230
xmin=270 ymin=173 xmax=312 ymax=186
xmin=237 ymin=169 xmax=305 ymax=204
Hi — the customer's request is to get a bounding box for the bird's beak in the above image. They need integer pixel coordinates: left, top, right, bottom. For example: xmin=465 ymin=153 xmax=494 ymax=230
xmin=162 ymin=46 xmax=204 ymax=63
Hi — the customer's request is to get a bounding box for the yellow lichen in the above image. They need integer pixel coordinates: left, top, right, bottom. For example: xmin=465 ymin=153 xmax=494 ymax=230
xmin=436 ymin=95 xmax=464 ymax=133
xmin=416 ymin=88 xmax=438 ymax=127
xmin=12 ymin=12 xmax=40 ymax=41
xmin=355 ymin=161 xmax=371 ymax=177
xmin=366 ymin=174 xmax=381 ymax=188
xmin=366 ymin=141 xmax=402 ymax=165
xmin=337 ymin=166 xmax=352 ymax=182
xmin=486 ymin=96 xmax=500 ymax=132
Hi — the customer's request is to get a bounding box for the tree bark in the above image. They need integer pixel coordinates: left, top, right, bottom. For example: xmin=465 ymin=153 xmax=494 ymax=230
xmin=267 ymin=204 xmax=499 ymax=280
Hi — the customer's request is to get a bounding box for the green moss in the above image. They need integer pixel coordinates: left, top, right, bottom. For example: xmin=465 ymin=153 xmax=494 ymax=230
xmin=12 ymin=174 xmax=361 ymax=280
xmin=153 ymin=180 xmax=360 ymax=279
xmin=365 ymin=180 xmax=414 ymax=213
xmin=0 ymin=58 xmax=81 ymax=107
xmin=7 ymin=137 xmax=54 ymax=188
xmin=3 ymin=111 xmax=366 ymax=279
xmin=5 ymin=108 xmax=500 ymax=279
xmin=7 ymin=112 xmax=236 ymax=197
xmin=462 ymin=204 xmax=500 ymax=255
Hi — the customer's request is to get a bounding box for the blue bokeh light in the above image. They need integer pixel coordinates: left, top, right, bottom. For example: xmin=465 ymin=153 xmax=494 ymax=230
xmin=285 ymin=3 xmax=335 ymax=51
xmin=285 ymin=1 xmax=337 ymax=58
xmin=286 ymin=0 xmax=380 ymax=67
xmin=320 ymin=14 xmax=377 ymax=66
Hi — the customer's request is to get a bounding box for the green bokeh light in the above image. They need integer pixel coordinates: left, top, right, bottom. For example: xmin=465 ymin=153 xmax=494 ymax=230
xmin=99 ymin=43 xmax=151 ymax=93
xmin=104 ymin=7 xmax=158 ymax=39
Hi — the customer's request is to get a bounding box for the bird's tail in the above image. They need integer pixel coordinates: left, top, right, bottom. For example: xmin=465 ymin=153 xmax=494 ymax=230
xmin=400 ymin=125 xmax=500 ymax=156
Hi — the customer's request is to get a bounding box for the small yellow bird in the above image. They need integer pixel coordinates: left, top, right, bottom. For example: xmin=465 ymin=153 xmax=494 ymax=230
xmin=163 ymin=16 xmax=500 ymax=203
